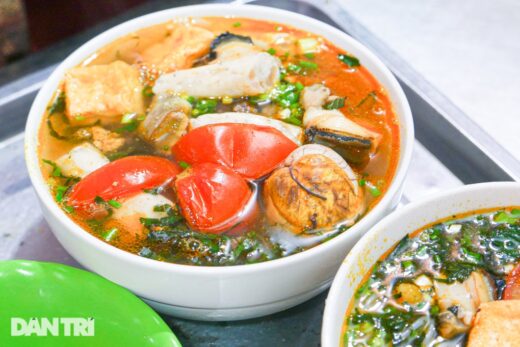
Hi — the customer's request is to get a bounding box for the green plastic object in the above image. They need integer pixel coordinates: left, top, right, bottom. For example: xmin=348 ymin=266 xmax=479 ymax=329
xmin=0 ymin=260 xmax=181 ymax=347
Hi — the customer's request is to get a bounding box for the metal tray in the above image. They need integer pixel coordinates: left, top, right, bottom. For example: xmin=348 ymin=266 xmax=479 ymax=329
xmin=0 ymin=0 xmax=517 ymax=346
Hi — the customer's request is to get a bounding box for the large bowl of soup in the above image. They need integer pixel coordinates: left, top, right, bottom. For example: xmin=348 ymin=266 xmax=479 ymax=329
xmin=25 ymin=4 xmax=413 ymax=320
xmin=322 ymin=182 xmax=520 ymax=346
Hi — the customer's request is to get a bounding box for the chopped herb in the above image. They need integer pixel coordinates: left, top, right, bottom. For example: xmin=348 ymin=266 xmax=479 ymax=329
xmin=222 ymin=96 xmax=233 ymax=105
xmin=338 ymin=53 xmax=360 ymax=67
xmin=62 ymin=204 xmax=74 ymax=214
xmin=121 ymin=113 xmax=138 ymax=124
xmin=283 ymin=116 xmax=302 ymax=126
xmin=178 ymin=161 xmax=190 ymax=169
xmin=192 ymin=98 xmax=218 ymax=117
xmin=144 ymin=187 xmax=161 ymax=195
xmin=366 ymin=183 xmax=381 ymax=197
xmin=298 ymin=60 xmax=318 ymax=70
xmin=232 ymin=22 xmax=241 ymax=27
xmin=267 ymin=48 xmax=276 ymax=55
xmin=42 ymin=159 xmax=62 ymax=177
xmin=304 ymin=53 xmax=315 ymax=59
xmin=74 ymin=115 xmax=86 ymax=121
xmin=103 ymin=227 xmax=118 ymax=242
xmin=295 ymin=82 xmax=304 ymax=91
xmin=107 ymin=200 xmax=122 ymax=209
xmin=324 ymin=97 xmax=346 ymax=110
xmin=494 ymin=210 xmax=520 ymax=224
xmin=55 ymin=185 xmax=68 ymax=202
xmin=286 ymin=63 xmax=302 ymax=74
xmin=142 ymin=85 xmax=154 ymax=97
xmin=115 ymin=119 xmax=141 ymax=133
xmin=357 ymin=91 xmax=377 ymax=108
xmin=358 ymin=178 xmax=366 ymax=187
xmin=48 ymin=92 xmax=66 ymax=114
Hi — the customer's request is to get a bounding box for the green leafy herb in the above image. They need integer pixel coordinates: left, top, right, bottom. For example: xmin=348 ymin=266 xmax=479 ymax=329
xmin=178 ymin=161 xmax=190 ymax=169
xmin=283 ymin=116 xmax=302 ymax=126
xmin=324 ymin=97 xmax=345 ymax=110
xmin=107 ymin=200 xmax=122 ymax=209
xmin=304 ymin=53 xmax=315 ymax=59
xmin=338 ymin=53 xmax=360 ymax=67
xmin=232 ymin=22 xmax=241 ymax=27
xmin=103 ymin=227 xmax=118 ymax=242
xmin=191 ymin=98 xmax=218 ymax=117
xmin=42 ymin=159 xmax=62 ymax=177
xmin=267 ymin=48 xmax=276 ymax=55
xmin=55 ymin=185 xmax=68 ymax=202
xmin=494 ymin=210 xmax=520 ymax=224
xmin=48 ymin=92 xmax=66 ymax=114
xmin=142 ymin=85 xmax=154 ymax=97
xmin=357 ymin=91 xmax=377 ymax=108
xmin=298 ymin=60 xmax=318 ymax=70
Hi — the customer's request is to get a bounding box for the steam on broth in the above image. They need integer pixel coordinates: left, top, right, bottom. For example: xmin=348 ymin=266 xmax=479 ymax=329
xmin=39 ymin=17 xmax=400 ymax=266
xmin=343 ymin=208 xmax=520 ymax=346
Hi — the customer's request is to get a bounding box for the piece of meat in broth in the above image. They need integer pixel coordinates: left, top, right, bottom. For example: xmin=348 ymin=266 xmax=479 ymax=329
xmin=153 ymin=52 xmax=281 ymax=98
xmin=139 ymin=94 xmax=191 ymax=152
xmin=140 ymin=24 xmax=214 ymax=73
xmin=301 ymin=84 xmax=381 ymax=166
xmin=434 ymin=271 xmax=496 ymax=339
xmin=111 ymin=193 xmax=174 ymax=242
xmin=263 ymin=144 xmax=364 ymax=234
xmin=64 ymin=61 xmax=144 ymax=125
xmin=55 ymin=143 xmax=109 ymax=178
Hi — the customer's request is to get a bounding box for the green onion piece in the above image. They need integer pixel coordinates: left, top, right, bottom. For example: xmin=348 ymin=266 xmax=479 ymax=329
xmin=267 ymin=48 xmax=276 ymax=55
xmin=55 ymin=186 xmax=67 ymax=202
xmin=142 ymin=85 xmax=154 ymax=97
xmin=48 ymin=92 xmax=66 ymax=114
xmin=367 ymin=183 xmax=381 ymax=197
xmin=42 ymin=159 xmax=62 ymax=177
xmin=74 ymin=115 xmax=85 ymax=121
xmin=108 ymin=200 xmax=122 ymax=209
xmin=304 ymin=53 xmax=315 ymax=59
xmin=178 ymin=161 xmax=190 ymax=169
xmin=283 ymin=116 xmax=302 ymax=126
xmin=121 ymin=113 xmax=137 ymax=124
xmin=295 ymin=82 xmax=304 ymax=91
xmin=286 ymin=63 xmax=302 ymax=74
xmin=232 ymin=22 xmax=241 ymax=27
xmin=63 ymin=204 xmax=74 ymax=214
xmin=358 ymin=178 xmax=366 ymax=187
xmin=298 ymin=60 xmax=318 ymax=70
xmin=324 ymin=97 xmax=346 ymax=110
xmin=103 ymin=228 xmax=118 ymax=242
xmin=338 ymin=53 xmax=360 ymax=67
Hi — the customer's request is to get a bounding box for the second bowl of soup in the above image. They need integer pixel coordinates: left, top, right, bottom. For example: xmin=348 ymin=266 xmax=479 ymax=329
xmin=322 ymin=182 xmax=520 ymax=346
xmin=25 ymin=4 xmax=413 ymax=320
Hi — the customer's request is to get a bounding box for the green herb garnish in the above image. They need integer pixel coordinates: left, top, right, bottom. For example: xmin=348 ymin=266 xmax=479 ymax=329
xmin=324 ymin=97 xmax=346 ymax=110
xmin=338 ymin=53 xmax=360 ymax=67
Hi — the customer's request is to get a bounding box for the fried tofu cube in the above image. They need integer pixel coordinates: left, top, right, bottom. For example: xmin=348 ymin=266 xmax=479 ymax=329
xmin=64 ymin=61 xmax=144 ymax=124
xmin=141 ymin=24 xmax=213 ymax=73
xmin=467 ymin=300 xmax=520 ymax=347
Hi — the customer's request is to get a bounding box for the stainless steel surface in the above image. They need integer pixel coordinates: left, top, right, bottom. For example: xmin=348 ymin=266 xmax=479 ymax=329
xmin=0 ymin=0 xmax=512 ymax=345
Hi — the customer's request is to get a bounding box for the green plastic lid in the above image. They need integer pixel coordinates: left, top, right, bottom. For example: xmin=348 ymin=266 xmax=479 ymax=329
xmin=0 ymin=260 xmax=181 ymax=347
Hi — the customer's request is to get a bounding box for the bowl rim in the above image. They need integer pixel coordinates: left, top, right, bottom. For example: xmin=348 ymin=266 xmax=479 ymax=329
xmin=321 ymin=181 xmax=520 ymax=346
xmin=24 ymin=3 xmax=414 ymax=275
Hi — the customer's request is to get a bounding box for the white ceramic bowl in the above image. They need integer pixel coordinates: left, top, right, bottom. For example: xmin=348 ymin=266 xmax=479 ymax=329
xmin=322 ymin=182 xmax=520 ymax=345
xmin=25 ymin=4 xmax=414 ymax=321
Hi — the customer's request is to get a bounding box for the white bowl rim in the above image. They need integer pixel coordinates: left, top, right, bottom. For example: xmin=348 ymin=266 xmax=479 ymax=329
xmin=321 ymin=181 xmax=520 ymax=345
xmin=24 ymin=3 xmax=414 ymax=276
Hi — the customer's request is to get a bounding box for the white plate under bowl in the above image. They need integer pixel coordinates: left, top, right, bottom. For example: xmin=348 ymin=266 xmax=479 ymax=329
xmin=25 ymin=4 xmax=414 ymax=321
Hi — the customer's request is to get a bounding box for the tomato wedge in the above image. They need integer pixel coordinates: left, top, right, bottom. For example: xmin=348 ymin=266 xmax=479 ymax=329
xmin=68 ymin=156 xmax=180 ymax=210
xmin=504 ymin=263 xmax=520 ymax=300
xmin=172 ymin=123 xmax=298 ymax=179
xmin=174 ymin=162 xmax=256 ymax=234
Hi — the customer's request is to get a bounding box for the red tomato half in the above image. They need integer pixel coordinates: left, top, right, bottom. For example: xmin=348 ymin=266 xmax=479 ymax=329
xmin=68 ymin=156 xmax=181 ymax=210
xmin=174 ymin=163 xmax=256 ymax=234
xmin=172 ymin=123 xmax=298 ymax=179
xmin=504 ymin=263 xmax=520 ymax=300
